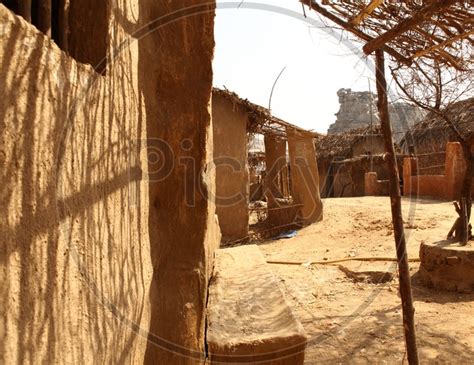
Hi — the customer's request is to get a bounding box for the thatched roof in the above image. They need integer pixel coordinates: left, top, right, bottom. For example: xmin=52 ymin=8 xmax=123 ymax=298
xmin=400 ymin=97 xmax=474 ymax=152
xmin=212 ymin=88 xmax=320 ymax=138
xmin=315 ymin=125 xmax=383 ymax=162
xmin=301 ymin=1 xmax=473 ymax=71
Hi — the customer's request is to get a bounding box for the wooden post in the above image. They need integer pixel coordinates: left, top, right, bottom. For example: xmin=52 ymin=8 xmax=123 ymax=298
xmin=57 ymin=0 xmax=69 ymax=52
xmin=375 ymin=49 xmax=419 ymax=365
xmin=18 ymin=0 xmax=32 ymax=23
xmin=37 ymin=0 xmax=52 ymax=36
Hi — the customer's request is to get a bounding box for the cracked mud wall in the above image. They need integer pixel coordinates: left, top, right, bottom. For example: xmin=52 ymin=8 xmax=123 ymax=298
xmin=139 ymin=1 xmax=220 ymax=363
xmin=0 ymin=2 xmax=154 ymax=363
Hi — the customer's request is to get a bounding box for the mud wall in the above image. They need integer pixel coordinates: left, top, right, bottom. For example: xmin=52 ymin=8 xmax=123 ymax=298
xmin=140 ymin=1 xmax=220 ymax=363
xmin=404 ymin=142 xmax=472 ymax=199
xmin=212 ymin=93 xmax=249 ymax=242
xmin=0 ymin=2 xmax=152 ymax=363
xmin=287 ymin=129 xmax=323 ymax=224
xmin=364 ymin=172 xmax=390 ymax=196
xmin=1 ymin=1 xmax=219 ymax=364
xmin=351 ymin=136 xmax=385 ymax=157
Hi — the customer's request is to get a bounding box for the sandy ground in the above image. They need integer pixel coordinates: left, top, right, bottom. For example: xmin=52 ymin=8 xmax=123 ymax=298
xmin=258 ymin=196 xmax=474 ymax=364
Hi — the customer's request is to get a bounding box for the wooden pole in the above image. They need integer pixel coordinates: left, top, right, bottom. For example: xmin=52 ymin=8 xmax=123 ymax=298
xmin=37 ymin=0 xmax=52 ymax=36
xmin=374 ymin=49 xmax=419 ymax=365
xmin=18 ymin=0 xmax=32 ymax=23
xmin=57 ymin=0 xmax=69 ymax=52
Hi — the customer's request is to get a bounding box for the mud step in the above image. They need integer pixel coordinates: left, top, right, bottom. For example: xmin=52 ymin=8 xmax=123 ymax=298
xmin=206 ymin=245 xmax=307 ymax=364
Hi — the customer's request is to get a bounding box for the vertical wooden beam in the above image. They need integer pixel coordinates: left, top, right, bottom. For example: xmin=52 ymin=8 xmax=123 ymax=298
xmin=57 ymin=0 xmax=69 ymax=52
xmin=375 ymin=49 xmax=419 ymax=365
xmin=37 ymin=0 xmax=52 ymax=36
xmin=18 ymin=0 xmax=32 ymax=22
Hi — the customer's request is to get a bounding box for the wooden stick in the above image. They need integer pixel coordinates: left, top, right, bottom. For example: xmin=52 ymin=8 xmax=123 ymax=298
xmin=363 ymin=0 xmax=459 ymax=55
xmin=375 ymin=49 xmax=419 ymax=365
xmin=267 ymin=257 xmax=421 ymax=266
xmin=461 ymin=197 xmax=468 ymax=245
xmin=351 ymin=0 xmax=384 ymax=26
xmin=37 ymin=0 xmax=52 ymax=36
xmin=18 ymin=0 xmax=32 ymax=22
xmin=411 ymin=30 xmax=474 ymax=60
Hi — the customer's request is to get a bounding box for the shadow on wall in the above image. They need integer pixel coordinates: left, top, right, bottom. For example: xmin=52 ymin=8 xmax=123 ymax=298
xmin=0 ymin=3 xmax=152 ymax=364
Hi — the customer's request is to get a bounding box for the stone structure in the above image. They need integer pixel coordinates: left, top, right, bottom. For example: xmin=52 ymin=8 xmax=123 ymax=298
xmin=212 ymin=93 xmax=249 ymax=242
xmin=328 ymin=88 xmax=424 ymax=141
xmin=0 ymin=2 xmax=219 ymax=364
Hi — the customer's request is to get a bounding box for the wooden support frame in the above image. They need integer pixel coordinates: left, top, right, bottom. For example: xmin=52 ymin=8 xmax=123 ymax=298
xmin=375 ymin=49 xmax=419 ymax=365
xmin=363 ymin=0 xmax=459 ymax=55
xmin=351 ymin=0 xmax=383 ymax=26
xmin=300 ymin=0 xmax=411 ymax=65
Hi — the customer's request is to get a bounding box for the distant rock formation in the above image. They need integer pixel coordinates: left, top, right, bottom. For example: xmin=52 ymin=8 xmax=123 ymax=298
xmin=328 ymin=88 xmax=425 ymax=141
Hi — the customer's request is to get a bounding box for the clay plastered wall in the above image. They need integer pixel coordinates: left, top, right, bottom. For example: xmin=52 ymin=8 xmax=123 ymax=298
xmin=212 ymin=94 xmax=249 ymax=241
xmin=287 ymin=129 xmax=323 ymax=224
xmin=404 ymin=142 xmax=472 ymax=200
xmin=0 ymin=3 xmax=152 ymax=364
xmin=139 ymin=1 xmax=220 ymax=363
xmin=351 ymin=136 xmax=385 ymax=157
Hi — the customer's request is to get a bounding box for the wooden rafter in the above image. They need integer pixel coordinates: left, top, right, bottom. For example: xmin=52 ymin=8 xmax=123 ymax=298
xmin=351 ymin=0 xmax=384 ymax=26
xmin=300 ymin=0 xmax=411 ymax=65
xmin=411 ymin=30 xmax=474 ymax=60
xmin=363 ymin=0 xmax=460 ymax=55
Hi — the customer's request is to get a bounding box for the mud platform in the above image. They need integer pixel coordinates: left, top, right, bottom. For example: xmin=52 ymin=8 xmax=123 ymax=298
xmin=419 ymin=240 xmax=474 ymax=293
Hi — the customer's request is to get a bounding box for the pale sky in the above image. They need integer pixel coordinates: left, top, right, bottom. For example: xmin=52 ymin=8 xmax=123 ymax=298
xmin=213 ymin=0 xmax=381 ymax=134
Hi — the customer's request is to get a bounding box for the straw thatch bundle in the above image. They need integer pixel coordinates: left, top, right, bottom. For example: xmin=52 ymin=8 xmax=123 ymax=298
xmin=400 ymin=98 xmax=474 ymax=154
xmin=315 ymin=125 xmax=384 ymax=162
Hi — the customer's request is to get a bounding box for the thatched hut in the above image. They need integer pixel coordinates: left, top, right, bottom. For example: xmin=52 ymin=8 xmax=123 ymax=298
xmin=400 ymin=97 xmax=474 ymax=175
xmin=315 ymin=126 xmax=392 ymax=197
xmin=212 ymin=88 xmax=323 ymax=241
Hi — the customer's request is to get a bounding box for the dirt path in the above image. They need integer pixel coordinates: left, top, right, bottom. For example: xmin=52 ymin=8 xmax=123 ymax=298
xmin=258 ymin=197 xmax=474 ymax=364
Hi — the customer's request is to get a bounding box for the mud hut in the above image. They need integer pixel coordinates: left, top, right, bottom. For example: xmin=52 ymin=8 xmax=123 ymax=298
xmin=400 ymin=97 xmax=474 ymax=175
xmin=315 ymin=126 xmax=391 ymax=197
xmin=401 ymin=98 xmax=474 ymax=199
xmin=212 ymin=88 xmax=323 ymax=241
